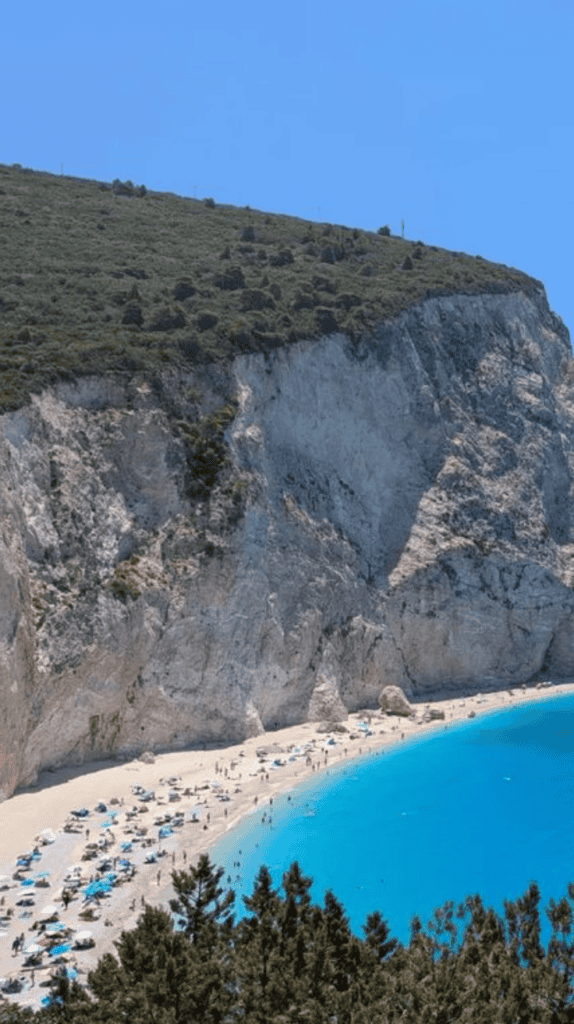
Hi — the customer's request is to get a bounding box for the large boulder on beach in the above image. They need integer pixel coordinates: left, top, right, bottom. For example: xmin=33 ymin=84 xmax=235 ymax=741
xmin=379 ymin=685 xmax=414 ymax=717
xmin=138 ymin=751 xmax=155 ymax=764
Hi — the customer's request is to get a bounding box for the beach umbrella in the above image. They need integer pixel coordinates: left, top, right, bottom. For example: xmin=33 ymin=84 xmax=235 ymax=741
xmin=39 ymin=830 xmax=56 ymax=844
xmin=94 ymin=802 xmax=107 ymax=812
xmin=42 ymin=995 xmax=63 ymax=1008
xmin=40 ymin=906 xmax=58 ymax=917
xmin=74 ymin=931 xmax=93 ymax=947
xmin=48 ymin=943 xmax=71 ymax=957
xmin=45 ymin=922 xmax=65 ymax=934
xmin=23 ymin=943 xmax=43 ymax=955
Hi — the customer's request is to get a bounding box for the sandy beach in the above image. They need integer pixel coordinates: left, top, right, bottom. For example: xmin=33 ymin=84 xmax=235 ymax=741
xmin=1 ymin=678 xmax=574 ymax=1012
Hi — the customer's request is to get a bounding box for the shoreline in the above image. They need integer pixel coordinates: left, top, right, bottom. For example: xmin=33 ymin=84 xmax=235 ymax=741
xmin=2 ymin=678 xmax=574 ymax=1008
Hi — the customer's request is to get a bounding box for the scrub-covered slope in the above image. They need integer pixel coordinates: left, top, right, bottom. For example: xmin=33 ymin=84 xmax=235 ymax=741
xmin=0 ymin=163 xmax=572 ymax=800
xmin=0 ymin=161 xmax=539 ymax=412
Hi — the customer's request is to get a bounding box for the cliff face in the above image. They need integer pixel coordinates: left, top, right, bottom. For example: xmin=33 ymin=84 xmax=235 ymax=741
xmin=1 ymin=286 xmax=573 ymax=799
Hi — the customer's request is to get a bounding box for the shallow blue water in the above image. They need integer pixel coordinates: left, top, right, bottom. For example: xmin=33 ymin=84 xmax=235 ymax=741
xmin=209 ymin=693 xmax=574 ymax=951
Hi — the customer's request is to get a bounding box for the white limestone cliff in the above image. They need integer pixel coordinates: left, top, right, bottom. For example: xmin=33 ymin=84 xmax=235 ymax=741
xmin=1 ymin=285 xmax=573 ymax=799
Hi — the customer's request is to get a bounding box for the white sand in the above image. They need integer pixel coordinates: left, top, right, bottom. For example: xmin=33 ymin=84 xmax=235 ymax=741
xmin=1 ymin=679 xmax=573 ymax=1011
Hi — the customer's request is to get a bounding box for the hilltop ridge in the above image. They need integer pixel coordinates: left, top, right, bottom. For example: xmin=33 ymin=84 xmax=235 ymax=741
xmin=0 ymin=161 xmax=548 ymax=414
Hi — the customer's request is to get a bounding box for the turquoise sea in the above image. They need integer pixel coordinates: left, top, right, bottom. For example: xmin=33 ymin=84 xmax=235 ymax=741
xmin=209 ymin=693 xmax=574 ymax=951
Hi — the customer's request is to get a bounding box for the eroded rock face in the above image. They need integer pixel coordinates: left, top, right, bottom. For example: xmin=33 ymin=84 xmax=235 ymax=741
xmin=379 ymin=685 xmax=414 ymax=717
xmin=1 ymin=286 xmax=574 ymax=798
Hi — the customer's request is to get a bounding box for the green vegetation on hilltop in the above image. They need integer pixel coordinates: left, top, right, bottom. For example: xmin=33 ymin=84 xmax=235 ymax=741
xmin=4 ymin=854 xmax=574 ymax=1023
xmin=0 ymin=162 xmax=544 ymax=414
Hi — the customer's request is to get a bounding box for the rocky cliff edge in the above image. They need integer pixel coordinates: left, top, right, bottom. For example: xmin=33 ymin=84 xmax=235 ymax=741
xmin=1 ymin=285 xmax=573 ymax=799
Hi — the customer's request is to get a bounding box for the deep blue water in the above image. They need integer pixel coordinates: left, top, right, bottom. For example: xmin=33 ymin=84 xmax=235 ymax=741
xmin=209 ymin=693 xmax=574 ymax=951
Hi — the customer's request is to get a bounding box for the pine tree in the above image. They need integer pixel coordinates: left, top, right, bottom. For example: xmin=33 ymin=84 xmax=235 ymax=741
xmin=359 ymin=909 xmax=400 ymax=1010
xmin=168 ymin=852 xmax=235 ymax=952
xmin=234 ymin=864 xmax=287 ymax=1023
xmin=362 ymin=908 xmax=399 ymax=963
xmin=321 ymin=886 xmax=363 ymax=1024
xmin=277 ymin=861 xmax=314 ymax=1004
xmin=546 ymin=888 xmax=574 ymax=1018
xmin=85 ymin=903 xmax=237 ymax=1023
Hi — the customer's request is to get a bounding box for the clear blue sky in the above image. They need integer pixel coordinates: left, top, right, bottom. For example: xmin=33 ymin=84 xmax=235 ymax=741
xmin=4 ymin=0 xmax=573 ymax=343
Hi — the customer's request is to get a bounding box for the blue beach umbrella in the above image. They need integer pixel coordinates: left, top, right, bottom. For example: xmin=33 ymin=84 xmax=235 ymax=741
xmin=159 ymin=826 xmax=172 ymax=838
xmin=42 ymin=995 xmax=64 ymax=1007
xmin=48 ymin=943 xmax=72 ymax=957
xmin=83 ymin=875 xmax=115 ymax=899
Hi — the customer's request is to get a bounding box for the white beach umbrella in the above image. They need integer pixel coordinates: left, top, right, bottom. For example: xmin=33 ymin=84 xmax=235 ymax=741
xmin=39 ymin=830 xmax=56 ymax=844
xmin=74 ymin=931 xmax=93 ymax=947
xmin=39 ymin=906 xmax=58 ymax=917
xmin=23 ymin=943 xmax=43 ymax=955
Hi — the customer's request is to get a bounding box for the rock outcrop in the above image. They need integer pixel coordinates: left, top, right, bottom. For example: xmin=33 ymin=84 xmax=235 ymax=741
xmin=1 ymin=285 xmax=574 ymax=799
xmin=379 ymin=685 xmax=414 ymax=717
